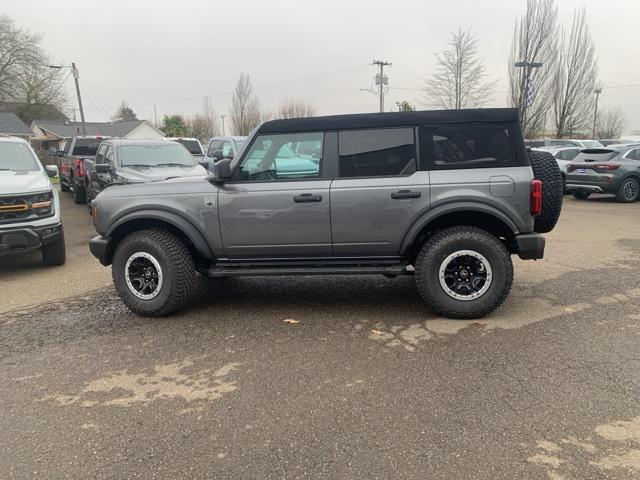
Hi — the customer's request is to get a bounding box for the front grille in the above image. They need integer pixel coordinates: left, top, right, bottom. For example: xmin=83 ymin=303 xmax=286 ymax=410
xmin=0 ymin=191 xmax=54 ymax=224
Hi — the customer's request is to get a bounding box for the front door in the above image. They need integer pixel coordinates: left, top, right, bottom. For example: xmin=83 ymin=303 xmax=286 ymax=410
xmin=218 ymin=131 xmax=331 ymax=258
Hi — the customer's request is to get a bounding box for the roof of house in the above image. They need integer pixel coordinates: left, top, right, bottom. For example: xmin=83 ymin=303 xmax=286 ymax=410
xmin=0 ymin=102 xmax=68 ymax=124
xmin=0 ymin=112 xmax=33 ymax=136
xmin=32 ymin=119 xmax=159 ymax=138
xmin=259 ymin=108 xmax=520 ymax=134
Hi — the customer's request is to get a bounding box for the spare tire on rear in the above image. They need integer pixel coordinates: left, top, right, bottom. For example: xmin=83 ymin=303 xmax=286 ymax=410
xmin=528 ymin=150 xmax=563 ymax=233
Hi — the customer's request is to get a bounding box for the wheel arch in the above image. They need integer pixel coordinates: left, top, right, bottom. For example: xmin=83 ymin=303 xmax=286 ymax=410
xmin=400 ymin=203 xmax=520 ymax=262
xmin=103 ymin=210 xmax=214 ymax=266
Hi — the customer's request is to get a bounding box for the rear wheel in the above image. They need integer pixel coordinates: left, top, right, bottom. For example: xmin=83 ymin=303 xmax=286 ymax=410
xmin=72 ymin=177 xmax=86 ymax=204
xmin=528 ymin=150 xmax=563 ymax=233
xmin=41 ymin=228 xmax=66 ymax=266
xmin=112 ymin=228 xmax=196 ymax=316
xmin=572 ymin=191 xmax=591 ymax=200
xmin=60 ymin=177 xmax=70 ymax=192
xmin=414 ymin=226 xmax=513 ymax=319
xmin=615 ymin=177 xmax=640 ymax=203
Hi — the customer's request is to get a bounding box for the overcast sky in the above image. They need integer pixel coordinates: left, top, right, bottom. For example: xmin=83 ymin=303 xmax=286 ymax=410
xmin=4 ymin=0 xmax=639 ymax=134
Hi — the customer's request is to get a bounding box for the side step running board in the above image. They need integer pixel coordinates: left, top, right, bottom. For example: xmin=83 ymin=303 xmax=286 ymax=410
xmin=207 ymin=264 xmax=408 ymax=278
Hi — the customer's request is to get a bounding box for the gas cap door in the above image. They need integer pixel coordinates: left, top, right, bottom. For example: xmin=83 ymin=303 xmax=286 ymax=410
xmin=489 ymin=175 xmax=515 ymax=197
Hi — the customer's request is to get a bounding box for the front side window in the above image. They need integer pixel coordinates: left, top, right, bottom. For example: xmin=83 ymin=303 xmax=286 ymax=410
xmin=221 ymin=141 xmax=233 ymax=157
xmin=430 ymin=125 xmax=516 ymax=169
xmin=207 ymin=140 xmax=222 ymax=157
xmin=0 ymin=142 xmax=39 ymax=171
xmin=96 ymin=144 xmax=108 ymax=164
xmin=119 ymin=143 xmax=195 ymax=168
xmin=104 ymin=145 xmax=114 ymax=164
xmin=236 ymin=132 xmax=323 ymax=181
xmin=338 ymin=128 xmax=416 ymax=178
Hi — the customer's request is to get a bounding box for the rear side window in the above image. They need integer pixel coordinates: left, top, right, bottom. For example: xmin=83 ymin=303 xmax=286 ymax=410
xmin=557 ymin=149 xmax=580 ymax=161
xmin=427 ymin=124 xmax=517 ymax=169
xmin=626 ymin=149 xmax=640 ymax=161
xmin=338 ymin=128 xmax=416 ymax=178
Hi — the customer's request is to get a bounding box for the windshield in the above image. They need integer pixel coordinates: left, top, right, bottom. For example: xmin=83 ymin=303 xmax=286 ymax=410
xmin=174 ymin=139 xmax=203 ymax=155
xmin=0 ymin=142 xmax=40 ymax=171
xmin=119 ymin=143 xmax=196 ymax=167
xmin=72 ymin=138 xmax=103 ymax=156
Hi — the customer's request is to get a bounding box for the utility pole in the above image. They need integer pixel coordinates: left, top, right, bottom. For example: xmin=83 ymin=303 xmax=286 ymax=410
xmin=372 ymin=60 xmax=391 ymax=113
xmin=71 ymin=63 xmax=86 ymax=135
xmin=221 ymin=115 xmax=226 ymax=136
xmin=592 ymin=87 xmax=603 ymax=138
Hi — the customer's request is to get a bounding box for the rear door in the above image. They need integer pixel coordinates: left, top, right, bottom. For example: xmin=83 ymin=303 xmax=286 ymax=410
xmin=218 ymin=131 xmax=332 ymax=258
xmin=330 ymin=127 xmax=429 ymax=256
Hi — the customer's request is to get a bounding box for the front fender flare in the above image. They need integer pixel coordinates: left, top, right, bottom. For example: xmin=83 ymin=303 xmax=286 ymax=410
xmin=106 ymin=209 xmax=214 ymax=260
xmin=399 ymin=202 xmax=520 ymax=256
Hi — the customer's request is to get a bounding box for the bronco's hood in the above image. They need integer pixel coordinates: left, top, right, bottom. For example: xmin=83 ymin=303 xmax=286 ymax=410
xmin=118 ymin=164 xmax=207 ymax=183
xmin=0 ymin=170 xmax=51 ymax=195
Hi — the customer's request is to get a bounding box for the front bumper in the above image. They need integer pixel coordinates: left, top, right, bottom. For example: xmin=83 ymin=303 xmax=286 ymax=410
xmin=0 ymin=223 xmax=62 ymax=256
xmin=515 ymin=233 xmax=545 ymax=260
xmin=89 ymin=235 xmax=111 ymax=265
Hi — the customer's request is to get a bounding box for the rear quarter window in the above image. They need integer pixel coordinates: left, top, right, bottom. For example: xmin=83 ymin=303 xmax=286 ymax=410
xmin=420 ymin=124 xmax=523 ymax=170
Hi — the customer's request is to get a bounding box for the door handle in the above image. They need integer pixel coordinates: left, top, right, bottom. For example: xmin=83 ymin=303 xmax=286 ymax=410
xmin=294 ymin=193 xmax=322 ymax=203
xmin=391 ymin=190 xmax=421 ymax=199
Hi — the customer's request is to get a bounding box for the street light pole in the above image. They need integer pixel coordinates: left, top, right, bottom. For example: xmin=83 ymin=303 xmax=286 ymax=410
xmin=592 ymin=87 xmax=603 ymax=138
xmin=220 ymin=115 xmax=226 ymax=136
xmin=514 ymin=61 xmax=543 ymax=132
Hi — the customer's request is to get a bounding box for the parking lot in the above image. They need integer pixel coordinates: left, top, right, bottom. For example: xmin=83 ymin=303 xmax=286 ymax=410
xmin=1 ymin=192 xmax=639 ymax=479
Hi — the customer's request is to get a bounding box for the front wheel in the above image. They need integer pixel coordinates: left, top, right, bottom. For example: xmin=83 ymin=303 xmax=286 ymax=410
xmin=615 ymin=177 xmax=640 ymax=203
xmin=112 ymin=229 xmax=196 ymax=316
xmin=414 ymin=227 xmax=513 ymax=319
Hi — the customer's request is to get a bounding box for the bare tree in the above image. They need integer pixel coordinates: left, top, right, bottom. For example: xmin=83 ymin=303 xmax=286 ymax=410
xmin=201 ymin=96 xmax=219 ymax=139
xmin=596 ymin=108 xmax=626 ymax=139
xmin=230 ymin=73 xmax=261 ymax=136
xmin=112 ymin=100 xmax=137 ymax=121
xmin=277 ymin=99 xmax=317 ymax=119
xmin=508 ymin=0 xmax=559 ymax=137
xmin=423 ymin=28 xmax=496 ymax=110
xmin=552 ymin=8 xmax=598 ymax=138
xmin=0 ymin=15 xmax=67 ymax=114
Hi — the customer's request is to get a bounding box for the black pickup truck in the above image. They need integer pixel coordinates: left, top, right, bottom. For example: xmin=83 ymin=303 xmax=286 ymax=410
xmin=57 ymin=136 xmax=109 ymax=204
xmin=83 ymin=138 xmax=207 ymax=209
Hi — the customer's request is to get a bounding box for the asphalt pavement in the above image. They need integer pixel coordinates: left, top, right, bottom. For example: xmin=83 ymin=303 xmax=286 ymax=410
xmin=1 ymin=193 xmax=639 ymax=479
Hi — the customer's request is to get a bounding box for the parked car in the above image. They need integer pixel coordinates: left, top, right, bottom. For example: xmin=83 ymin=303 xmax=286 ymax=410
xmin=566 ymin=145 xmax=640 ymax=202
xmin=545 ymin=139 xmax=603 ymax=149
xmin=166 ymin=137 xmax=205 ymax=162
xmin=533 ymin=146 xmax=583 ymax=191
xmin=57 ymin=135 xmax=109 ymax=204
xmin=0 ymin=136 xmax=66 ymax=265
xmin=89 ymin=108 xmax=563 ymax=319
xmin=84 ymin=139 xmax=208 ymax=207
xmin=201 ymin=136 xmax=246 ymax=171
xmin=599 ymin=139 xmax=625 ymax=146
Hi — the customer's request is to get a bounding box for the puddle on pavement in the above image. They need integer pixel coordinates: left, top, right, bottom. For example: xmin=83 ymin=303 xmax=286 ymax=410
xmin=43 ymin=360 xmax=241 ymax=410
xmin=528 ymin=415 xmax=640 ymax=478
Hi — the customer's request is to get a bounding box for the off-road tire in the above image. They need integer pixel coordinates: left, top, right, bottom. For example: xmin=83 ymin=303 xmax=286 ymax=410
xmin=528 ymin=150 xmax=563 ymax=233
xmin=72 ymin=178 xmax=86 ymax=204
xmin=415 ymin=226 xmax=513 ymax=319
xmin=112 ymin=228 xmax=196 ymax=316
xmin=615 ymin=177 xmax=640 ymax=203
xmin=41 ymin=228 xmax=66 ymax=266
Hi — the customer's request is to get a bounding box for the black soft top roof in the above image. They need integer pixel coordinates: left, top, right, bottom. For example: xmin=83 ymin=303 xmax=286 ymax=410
xmin=259 ymin=108 xmax=519 ymax=134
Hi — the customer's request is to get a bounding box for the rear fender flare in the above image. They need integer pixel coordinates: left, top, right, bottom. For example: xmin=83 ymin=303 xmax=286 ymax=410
xmin=399 ymin=202 xmax=520 ymax=256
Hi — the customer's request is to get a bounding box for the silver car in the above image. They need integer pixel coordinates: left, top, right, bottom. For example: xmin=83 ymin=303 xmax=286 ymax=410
xmin=566 ymin=145 xmax=640 ymax=202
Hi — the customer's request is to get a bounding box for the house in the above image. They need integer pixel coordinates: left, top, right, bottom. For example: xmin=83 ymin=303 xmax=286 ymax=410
xmin=0 ymin=113 xmax=33 ymax=139
xmin=30 ymin=119 xmax=165 ymax=153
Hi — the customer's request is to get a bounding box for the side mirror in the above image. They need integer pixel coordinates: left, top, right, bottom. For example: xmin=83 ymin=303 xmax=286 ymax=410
xmin=45 ymin=165 xmax=58 ymax=177
xmin=198 ymin=160 xmax=211 ymax=170
xmin=212 ymin=158 xmax=232 ymax=184
xmin=96 ymin=163 xmax=111 ymax=173
xmin=213 ymin=150 xmax=224 ymax=161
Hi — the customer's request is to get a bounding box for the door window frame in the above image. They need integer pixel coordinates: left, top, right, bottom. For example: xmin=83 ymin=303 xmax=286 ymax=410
xmin=228 ymin=131 xmax=335 ymax=184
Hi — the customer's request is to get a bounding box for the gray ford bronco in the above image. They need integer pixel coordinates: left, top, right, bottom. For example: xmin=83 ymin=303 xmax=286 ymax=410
xmin=89 ymin=108 xmax=563 ymax=319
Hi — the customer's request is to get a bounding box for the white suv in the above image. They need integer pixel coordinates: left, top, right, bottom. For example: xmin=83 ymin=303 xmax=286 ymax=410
xmin=0 ymin=136 xmax=66 ymax=265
